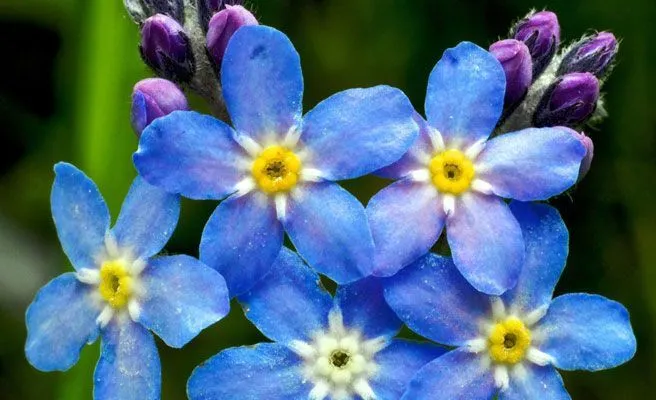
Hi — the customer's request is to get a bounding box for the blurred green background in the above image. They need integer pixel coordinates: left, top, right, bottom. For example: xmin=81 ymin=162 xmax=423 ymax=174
xmin=0 ymin=0 xmax=654 ymax=398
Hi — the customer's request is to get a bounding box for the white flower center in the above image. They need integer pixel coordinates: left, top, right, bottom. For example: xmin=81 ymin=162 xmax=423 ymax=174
xmin=290 ymin=308 xmax=387 ymax=400
xmin=75 ymin=233 xmax=146 ymax=328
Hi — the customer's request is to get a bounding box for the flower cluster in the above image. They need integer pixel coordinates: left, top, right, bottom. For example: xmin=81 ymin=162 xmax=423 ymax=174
xmin=25 ymin=3 xmax=635 ymax=400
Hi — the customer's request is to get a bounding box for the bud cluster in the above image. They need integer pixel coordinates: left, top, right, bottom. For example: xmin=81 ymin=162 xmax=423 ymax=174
xmin=492 ymin=10 xmax=618 ymax=132
xmin=124 ymin=0 xmax=258 ymax=123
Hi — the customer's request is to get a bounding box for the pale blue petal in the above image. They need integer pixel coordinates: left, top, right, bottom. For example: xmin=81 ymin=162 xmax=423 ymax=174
xmin=502 ymin=201 xmax=568 ymax=314
xmin=134 ymin=111 xmax=246 ymax=200
xmin=187 ymin=343 xmax=309 ymax=400
xmin=446 ymin=192 xmax=524 ymax=295
xmin=384 ymin=253 xmax=491 ymax=346
xmin=200 ymin=193 xmax=283 ymax=297
xmin=285 ymin=182 xmax=374 ymax=284
xmin=93 ymin=321 xmax=160 ymax=400
xmin=25 ymin=273 xmax=100 ymax=372
xmin=367 ymin=180 xmax=445 ymax=277
xmin=500 ymin=364 xmax=571 ymax=400
xmin=375 ymin=112 xmax=435 ymax=179
xmin=221 ymin=25 xmax=303 ymax=143
xmin=335 ymin=277 xmax=402 ymax=339
xmin=137 ymin=255 xmax=230 ymax=348
xmin=535 ymin=294 xmax=637 ymax=371
xmin=401 ymin=349 xmax=495 ymax=400
xmin=476 ymin=127 xmax=586 ymax=201
xmin=300 ymin=86 xmax=418 ymax=180
xmin=425 ymin=42 xmax=505 ymax=146
xmin=111 ymin=177 xmax=180 ymax=259
xmin=239 ymin=248 xmax=332 ymax=344
xmin=370 ymin=339 xmax=447 ymax=400
xmin=51 ymin=162 xmax=109 ymax=271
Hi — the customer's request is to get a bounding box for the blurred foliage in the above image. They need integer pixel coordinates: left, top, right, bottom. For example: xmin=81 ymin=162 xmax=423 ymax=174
xmin=0 ymin=0 xmax=654 ymax=398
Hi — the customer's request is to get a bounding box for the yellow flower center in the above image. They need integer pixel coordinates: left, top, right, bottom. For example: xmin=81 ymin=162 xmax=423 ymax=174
xmin=98 ymin=260 xmax=133 ymax=309
xmin=488 ymin=317 xmax=531 ymax=364
xmin=251 ymin=145 xmax=302 ymax=194
xmin=428 ymin=149 xmax=475 ymax=195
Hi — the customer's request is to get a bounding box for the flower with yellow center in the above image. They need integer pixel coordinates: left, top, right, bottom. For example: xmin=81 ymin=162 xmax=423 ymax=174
xmin=251 ymin=145 xmax=302 ymax=194
xmin=428 ymin=149 xmax=476 ymax=195
xmin=487 ymin=317 xmax=531 ymax=365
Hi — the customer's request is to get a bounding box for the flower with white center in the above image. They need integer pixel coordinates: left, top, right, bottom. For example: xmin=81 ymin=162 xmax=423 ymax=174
xmin=25 ymin=162 xmax=229 ymax=400
xmin=385 ymin=202 xmax=636 ymax=399
xmin=367 ymin=41 xmax=586 ymax=295
xmin=187 ymin=248 xmax=444 ymax=400
xmin=134 ymin=25 xmax=419 ymax=297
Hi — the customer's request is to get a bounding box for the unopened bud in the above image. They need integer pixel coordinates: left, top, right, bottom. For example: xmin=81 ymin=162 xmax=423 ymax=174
xmin=140 ymin=14 xmax=195 ymax=83
xmin=206 ymin=5 xmax=258 ymax=69
xmin=198 ymin=0 xmax=245 ymax=32
xmin=558 ymin=32 xmax=618 ymax=78
xmin=131 ymin=78 xmax=189 ymax=137
xmin=534 ymin=72 xmax=600 ymax=127
xmin=512 ymin=10 xmax=560 ymax=79
xmin=574 ymin=130 xmax=594 ymax=180
xmin=490 ymin=39 xmax=532 ymax=108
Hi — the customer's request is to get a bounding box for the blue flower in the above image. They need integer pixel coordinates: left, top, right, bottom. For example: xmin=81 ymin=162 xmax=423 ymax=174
xmin=187 ymin=248 xmax=444 ymax=400
xmin=368 ymin=41 xmax=586 ymax=295
xmin=384 ymin=201 xmax=636 ymax=399
xmin=25 ymin=163 xmax=230 ymax=400
xmin=133 ymin=25 xmax=419 ymax=296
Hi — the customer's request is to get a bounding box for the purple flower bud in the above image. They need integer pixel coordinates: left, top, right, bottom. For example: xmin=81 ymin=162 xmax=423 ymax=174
xmin=534 ymin=72 xmax=600 ymax=127
xmin=131 ymin=78 xmax=189 ymax=137
xmin=558 ymin=32 xmax=618 ymax=78
xmin=512 ymin=10 xmax=560 ymax=78
xmin=574 ymin=130 xmax=594 ymax=180
xmin=198 ymin=0 xmax=245 ymax=32
xmin=489 ymin=39 xmax=533 ymax=108
xmin=206 ymin=5 xmax=258 ymax=69
xmin=124 ymin=0 xmax=184 ymax=24
xmin=140 ymin=14 xmax=195 ymax=83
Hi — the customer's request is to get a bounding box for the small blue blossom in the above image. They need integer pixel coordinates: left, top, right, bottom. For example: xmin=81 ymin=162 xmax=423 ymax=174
xmin=133 ymin=25 xmax=419 ymax=296
xmin=368 ymin=41 xmax=586 ymax=295
xmin=384 ymin=201 xmax=636 ymax=399
xmin=187 ymin=248 xmax=444 ymax=400
xmin=25 ymin=162 xmax=230 ymax=400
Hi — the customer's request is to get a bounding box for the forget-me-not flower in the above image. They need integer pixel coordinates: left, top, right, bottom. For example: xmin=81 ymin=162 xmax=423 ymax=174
xmin=368 ymin=41 xmax=586 ymax=295
xmin=384 ymin=201 xmax=636 ymax=399
xmin=133 ymin=25 xmax=418 ymax=297
xmin=187 ymin=248 xmax=444 ymax=400
xmin=25 ymin=163 xmax=230 ymax=400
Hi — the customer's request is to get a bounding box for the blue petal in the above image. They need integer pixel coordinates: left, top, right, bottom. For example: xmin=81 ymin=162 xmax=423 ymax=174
xmin=384 ymin=253 xmax=491 ymax=346
xmin=111 ymin=177 xmax=180 ymax=259
xmin=335 ymin=277 xmax=402 ymax=339
xmin=375 ymin=113 xmax=435 ymax=179
xmin=200 ymin=193 xmax=283 ymax=297
xmin=300 ymin=86 xmax=418 ymax=180
xmin=51 ymin=162 xmax=109 ymax=271
xmin=425 ymin=42 xmax=505 ymax=146
xmin=370 ymin=339 xmax=447 ymax=399
xmin=502 ymin=202 xmax=568 ymax=314
xmin=401 ymin=349 xmax=495 ymax=400
xmin=94 ymin=321 xmax=160 ymax=400
xmin=446 ymin=192 xmax=523 ymax=295
xmin=137 ymin=255 xmax=230 ymax=348
xmin=134 ymin=111 xmax=247 ymax=200
xmin=475 ymin=127 xmax=586 ymax=201
xmin=500 ymin=364 xmax=571 ymax=400
xmin=367 ymin=179 xmax=445 ymax=277
xmin=239 ymin=248 xmax=332 ymax=344
xmin=25 ymin=273 xmax=100 ymax=372
xmin=221 ymin=25 xmax=303 ymax=143
xmin=187 ymin=343 xmax=309 ymax=400
xmin=535 ymin=293 xmax=636 ymax=371
xmin=285 ymin=182 xmax=374 ymax=283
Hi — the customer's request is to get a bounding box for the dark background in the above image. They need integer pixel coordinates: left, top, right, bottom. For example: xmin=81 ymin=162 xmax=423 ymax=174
xmin=0 ymin=0 xmax=654 ymax=398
